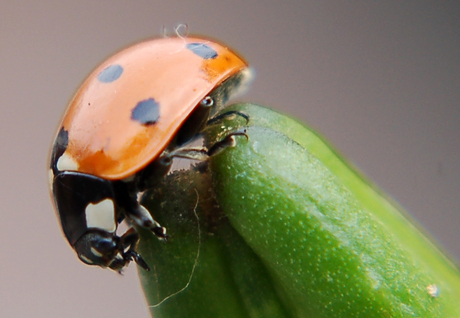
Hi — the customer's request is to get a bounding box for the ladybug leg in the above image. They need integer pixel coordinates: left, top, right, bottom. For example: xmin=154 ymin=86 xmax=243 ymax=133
xmin=161 ymin=128 xmax=248 ymax=161
xmin=137 ymin=207 xmax=167 ymax=238
xmin=165 ymin=146 xmax=209 ymax=161
xmin=207 ymin=128 xmax=248 ymax=156
xmin=206 ymin=110 xmax=249 ymax=126
xmin=113 ymin=182 xmax=167 ymax=240
xmin=119 ymin=228 xmax=150 ymax=271
xmin=126 ymin=203 xmax=168 ymax=239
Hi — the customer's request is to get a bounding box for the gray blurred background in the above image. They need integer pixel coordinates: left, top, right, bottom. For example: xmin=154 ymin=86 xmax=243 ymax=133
xmin=1 ymin=1 xmax=459 ymax=317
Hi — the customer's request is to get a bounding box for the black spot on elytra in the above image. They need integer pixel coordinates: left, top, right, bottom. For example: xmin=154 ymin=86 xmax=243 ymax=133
xmin=186 ymin=43 xmax=218 ymax=59
xmin=131 ymin=98 xmax=160 ymax=125
xmin=97 ymin=64 xmax=123 ymax=83
xmin=51 ymin=127 xmax=69 ymax=173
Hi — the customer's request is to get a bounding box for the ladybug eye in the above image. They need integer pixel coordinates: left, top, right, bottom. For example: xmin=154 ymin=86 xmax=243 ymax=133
xmin=200 ymin=96 xmax=214 ymax=108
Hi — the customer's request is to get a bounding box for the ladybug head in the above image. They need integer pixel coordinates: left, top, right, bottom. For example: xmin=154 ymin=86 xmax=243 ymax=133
xmin=73 ymin=228 xmax=149 ymax=273
xmin=74 ymin=230 xmax=128 ymax=272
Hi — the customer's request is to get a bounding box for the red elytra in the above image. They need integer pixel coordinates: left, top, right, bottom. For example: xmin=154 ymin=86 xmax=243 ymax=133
xmin=58 ymin=36 xmax=247 ymax=180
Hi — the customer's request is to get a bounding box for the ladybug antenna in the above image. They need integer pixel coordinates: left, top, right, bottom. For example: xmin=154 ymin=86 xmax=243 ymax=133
xmin=175 ymin=23 xmax=189 ymax=39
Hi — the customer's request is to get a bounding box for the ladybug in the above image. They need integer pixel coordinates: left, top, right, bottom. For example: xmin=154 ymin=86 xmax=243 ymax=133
xmin=49 ymin=36 xmax=250 ymax=272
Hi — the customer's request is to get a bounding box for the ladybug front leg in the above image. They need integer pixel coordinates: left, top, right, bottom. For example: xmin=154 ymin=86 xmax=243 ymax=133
xmin=113 ymin=182 xmax=167 ymax=240
xmin=207 ymin=128 xmax=248 ymax=156
xmin=206 ymin=110 xmax=249 ymax=126
xmin=119 ymin=228 xmax=150 ymax=271
xmin=126 ymin=203 xmax=168 ymax=239
xmin=161 ymin=128 xmax=248 ymax=162
xmin=164 ymin=146 xmax=209 ymax=161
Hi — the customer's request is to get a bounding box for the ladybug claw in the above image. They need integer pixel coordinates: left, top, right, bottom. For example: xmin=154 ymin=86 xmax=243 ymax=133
xmin=152 ymin=226 xmax=168 ymax=240
xmin=125 ymin=250 xmax=151 ymax=271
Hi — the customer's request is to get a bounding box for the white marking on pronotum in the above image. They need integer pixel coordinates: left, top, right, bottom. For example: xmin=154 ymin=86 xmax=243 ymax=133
xmin=149 ymin=189 xmax=201 ymax=308
xmin=56 ymin=152 xmax=79 ymax=171
xmin=427 ymin=284 xmax=440 ymax=297
xmin=85 ymin=199 xmax=116 ymax=232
